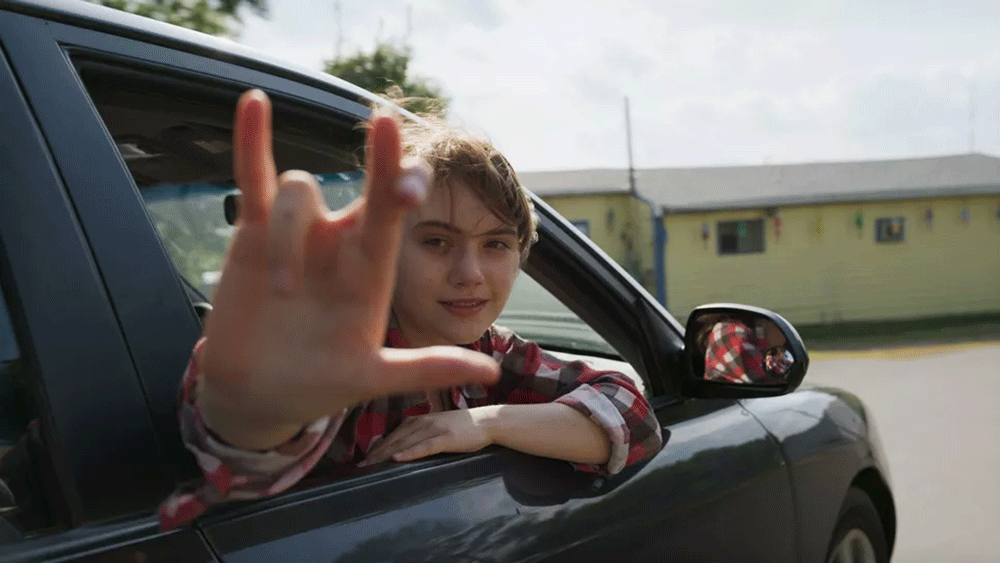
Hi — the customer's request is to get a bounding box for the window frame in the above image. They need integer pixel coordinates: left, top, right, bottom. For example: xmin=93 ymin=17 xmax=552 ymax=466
xmin=874 ymin=216 xmax=906 ymax=244
xmin=716 ymin=218 xmax=765 ymax=255
xmin=569 ymin=219 xmax=591 ymax=237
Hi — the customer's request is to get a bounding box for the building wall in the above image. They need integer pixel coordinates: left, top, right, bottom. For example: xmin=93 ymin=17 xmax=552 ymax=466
xmin=664 ymin=195 xmax=1000 ymax=325
xmin=541 ymin=193 xmax=656 ymax=291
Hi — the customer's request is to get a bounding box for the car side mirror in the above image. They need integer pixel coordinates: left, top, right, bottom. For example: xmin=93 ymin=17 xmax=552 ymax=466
xmin=680 ymin=304 xmax=809 ymax=399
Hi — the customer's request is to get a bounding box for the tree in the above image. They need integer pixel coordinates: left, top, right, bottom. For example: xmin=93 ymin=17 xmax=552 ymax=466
xmin=324 ymin=42 xmax=448 ymax=116
xmin=94 ymin=0 xmax=267 ymax=38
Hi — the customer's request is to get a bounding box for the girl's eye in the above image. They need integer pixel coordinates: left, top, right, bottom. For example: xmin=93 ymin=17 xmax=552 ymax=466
xmin=423 ymin=237 xmax=450 ymax=249
xmin=485 ymin=240 xmax=512 ymax=250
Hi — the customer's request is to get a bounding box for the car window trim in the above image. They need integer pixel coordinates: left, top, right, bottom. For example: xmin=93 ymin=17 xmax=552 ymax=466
xmin=526 ymin=202 xmax=685 ymax=398
xmin=51 ymin=21 xmax=370 ymax=122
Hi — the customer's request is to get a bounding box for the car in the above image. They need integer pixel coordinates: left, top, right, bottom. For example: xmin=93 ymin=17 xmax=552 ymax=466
xmin=0 ymin=1 xmax=895 ymax=561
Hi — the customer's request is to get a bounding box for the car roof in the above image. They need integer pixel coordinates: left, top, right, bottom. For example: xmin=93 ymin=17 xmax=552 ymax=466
xmin=3 ymin=1 xmax=553 ymax=212
xmin=3 ymin=0 xmax=392 ymax=112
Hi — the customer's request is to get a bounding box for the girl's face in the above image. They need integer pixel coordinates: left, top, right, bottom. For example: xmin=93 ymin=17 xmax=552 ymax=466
xmin=391 ymin=180 xmax=522 ymax=348
xmin=760 ymin=320 xmax=788 ymax=348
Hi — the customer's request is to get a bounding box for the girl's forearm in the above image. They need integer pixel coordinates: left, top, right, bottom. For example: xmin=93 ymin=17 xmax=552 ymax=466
xmin=488 ymin=403 xmax=611 ymax=466
xmin=198 ymin=379 xmax=306 ymax=451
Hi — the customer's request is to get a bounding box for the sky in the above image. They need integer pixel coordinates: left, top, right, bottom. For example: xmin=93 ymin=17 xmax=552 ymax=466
xmin=236 ymin=0 xmax=1000 ymax=172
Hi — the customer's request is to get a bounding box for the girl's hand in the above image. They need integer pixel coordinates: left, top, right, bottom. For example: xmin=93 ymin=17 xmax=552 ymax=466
xmin=196 ymin=90 xmax=500 ymax=450
xmin=360 ymin=406 xmax=501 ymax=466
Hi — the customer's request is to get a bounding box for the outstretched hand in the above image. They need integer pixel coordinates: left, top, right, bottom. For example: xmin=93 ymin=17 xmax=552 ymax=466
xmin=196 ymin=90 xmax=500 ymax=450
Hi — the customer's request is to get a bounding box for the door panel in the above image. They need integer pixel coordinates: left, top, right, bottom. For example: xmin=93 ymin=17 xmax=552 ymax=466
xmin=200 ymin=401 xmax=795 ymax=563
xmin=201 ymin=454 xmax=523 ymax=563
xmin=0 ymin=519 xmax=216 ymax=563
xmin=509 ymin=400 xmax=796 ymax=563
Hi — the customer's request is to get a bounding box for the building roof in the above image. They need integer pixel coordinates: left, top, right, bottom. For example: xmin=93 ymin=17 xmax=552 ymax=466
xmin=518 ymin=153 xmax=1000 ymax=213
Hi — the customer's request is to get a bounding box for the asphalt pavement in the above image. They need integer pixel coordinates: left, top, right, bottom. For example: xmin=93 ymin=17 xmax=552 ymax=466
xmin=806 ymin=343 xmax=1000 ymax=563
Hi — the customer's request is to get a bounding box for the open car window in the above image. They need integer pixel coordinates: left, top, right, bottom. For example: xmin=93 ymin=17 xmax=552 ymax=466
xmin=72 ymin=56 xmax=366 ymax=300
xmin=498 ymin=274 xmax=646 ymax=398
xmin=498 ymin=274 xmax=617 ymax=357
xmin=73 ymin=57 xmax=647 ymax=399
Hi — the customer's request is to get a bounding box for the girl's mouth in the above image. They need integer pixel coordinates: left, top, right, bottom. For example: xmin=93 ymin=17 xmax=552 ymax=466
xmin=439 ymin=299 xmax=488 ymax=318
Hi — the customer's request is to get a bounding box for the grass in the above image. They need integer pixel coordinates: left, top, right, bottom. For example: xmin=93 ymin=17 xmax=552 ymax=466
xmin=795 ymin=312 xmax=1000 ymax=352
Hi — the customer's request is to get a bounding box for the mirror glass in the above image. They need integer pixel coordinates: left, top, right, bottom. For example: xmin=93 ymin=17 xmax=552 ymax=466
xmin=692 ymin=313 xmax=796 ymax=385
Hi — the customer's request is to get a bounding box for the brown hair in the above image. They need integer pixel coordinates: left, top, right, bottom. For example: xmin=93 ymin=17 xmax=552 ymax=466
xmin=366 ymin=100 xmax=538 ymax=261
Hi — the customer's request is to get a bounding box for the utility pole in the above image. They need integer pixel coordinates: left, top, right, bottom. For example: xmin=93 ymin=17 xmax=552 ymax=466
xmin=405 ymin=4 xmax=413 ymax=45
xmin=968 ymin=81 xmax=976 ymax=153
xmin=333 ymin=0 xmax=343 ymax=60
xmin=625 ymin=96 xmax=636 ymax=196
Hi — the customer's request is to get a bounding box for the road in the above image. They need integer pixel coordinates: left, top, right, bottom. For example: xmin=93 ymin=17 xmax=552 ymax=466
xmin=807 ymin=343 xmax=1000 ymax=563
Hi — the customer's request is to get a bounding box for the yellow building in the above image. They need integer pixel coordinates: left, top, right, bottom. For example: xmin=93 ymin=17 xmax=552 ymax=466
xmin=517 ymin=168 xmax=657 ymax=291
xmin=520 ymin=154 xmax=1000 ymax=326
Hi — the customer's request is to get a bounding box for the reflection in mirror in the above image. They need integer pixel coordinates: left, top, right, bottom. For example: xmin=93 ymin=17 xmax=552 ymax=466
xmin=694 ymin=314 xmax=795 ymax=385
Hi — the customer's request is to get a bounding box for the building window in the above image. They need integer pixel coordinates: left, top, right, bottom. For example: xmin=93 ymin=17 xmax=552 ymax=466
xmin=570 ymin=220 xmax=590 ymax=237
xmin=875 ymin=217 xmax=905 ymax=243
xmin=717 ymin=219 xmax=764 ymax=255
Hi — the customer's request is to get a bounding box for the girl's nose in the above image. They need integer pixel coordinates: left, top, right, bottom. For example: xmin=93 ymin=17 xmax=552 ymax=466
xmin=449 ymin=246 xmax=485 ymax=286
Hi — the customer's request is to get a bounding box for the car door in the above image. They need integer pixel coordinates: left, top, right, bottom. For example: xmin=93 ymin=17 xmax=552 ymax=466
xmin=0 ymin=10 xmax=218 ymax=562
xmin=476 ymin=206 xmax=799 ymax=563
xmin=4 ymin=6 xmax=797 ymax=562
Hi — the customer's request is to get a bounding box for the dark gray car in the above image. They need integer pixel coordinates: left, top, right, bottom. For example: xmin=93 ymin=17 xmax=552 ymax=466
xmin=0 ymin=1 xmax=894 ymax=562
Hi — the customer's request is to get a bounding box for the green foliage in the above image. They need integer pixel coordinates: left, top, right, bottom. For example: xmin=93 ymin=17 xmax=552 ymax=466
xmin=94 ymin=0 xmax=268 ymax=38
xmin=324 ymin=42 xmax=448 ymax=116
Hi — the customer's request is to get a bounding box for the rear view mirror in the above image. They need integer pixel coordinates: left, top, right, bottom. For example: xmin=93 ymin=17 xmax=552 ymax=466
xmin=681 ymin=304 xmax=809 ymax=398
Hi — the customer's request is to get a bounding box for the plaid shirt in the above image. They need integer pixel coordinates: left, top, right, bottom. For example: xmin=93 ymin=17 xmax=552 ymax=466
xmin=158 ymin=325 xmax=663 ymax=530
xmin=703 ymin=321 xmax=781 ymax=384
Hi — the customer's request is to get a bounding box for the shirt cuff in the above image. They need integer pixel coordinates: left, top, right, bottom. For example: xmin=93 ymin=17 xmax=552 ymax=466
xmin=554 ymin=383 xmax=631 ymax=475
xmin=158 ymin=342 xmax=344 ymax=530
xmin=160 ymin=400 xmax=344 ymax=530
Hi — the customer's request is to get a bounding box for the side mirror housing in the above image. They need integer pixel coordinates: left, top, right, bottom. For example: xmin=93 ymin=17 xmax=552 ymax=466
xmin=680 ymin=303 xmax=809 ymax=399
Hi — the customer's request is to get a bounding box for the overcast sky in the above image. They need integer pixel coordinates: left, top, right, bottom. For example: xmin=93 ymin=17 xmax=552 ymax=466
xmin=236 ymin=0 xmax=1000 ymax=171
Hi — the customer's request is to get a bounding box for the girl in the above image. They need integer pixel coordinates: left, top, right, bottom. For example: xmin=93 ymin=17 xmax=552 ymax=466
xmin=159 ymin=90 xmax=662 ymax=529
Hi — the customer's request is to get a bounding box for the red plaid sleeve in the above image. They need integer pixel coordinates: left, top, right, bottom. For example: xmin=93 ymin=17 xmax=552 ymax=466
xmin=482 ymin=326 xmax=663 ymax=475
xmin=703 ymin=322 xmax=766 ymax=383
xmin=157 ymin=338 xmax=345 ymax=531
